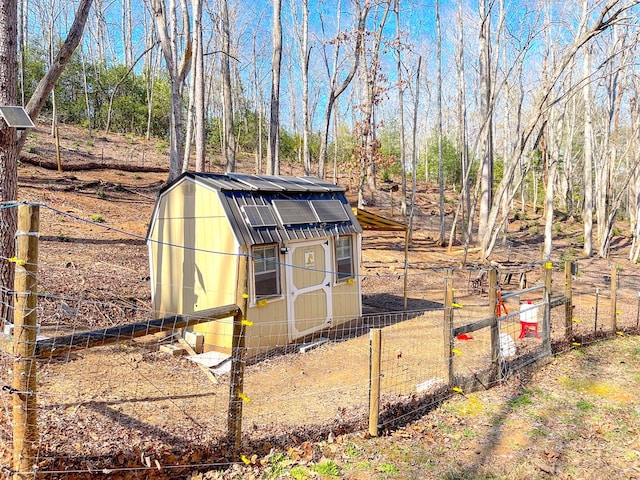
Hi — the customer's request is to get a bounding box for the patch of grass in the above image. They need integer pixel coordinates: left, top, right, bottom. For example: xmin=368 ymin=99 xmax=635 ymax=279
xmin=377 ymin=462 xmax=399 ymax=476
xmin=290 ymin=465 xmax=311 ymax=479
xmin=576 ymin=400 xmax=595 ymax=411
xmin=508 ymin=388 xmax=534 ymax=408
xmin=96 ymin=188 xmax=107 ymax=199
xmin=529 ymin=426 xmax=548 ymax=437
xmin=155 ymin=139 xmax=169 ymax=155
xmin=311 ymin=460 xmax=340 ymax=476
xmin=554 ymin=222 xmax=563 ymax=235
xmin=344 ymin=443 xmax=360 ymax=458
xmin=343 ymin=460 xmax=373 ymax=472
xmin=114 ymin=183 xmax=125 ymax=192
xmin=90 ymin=214 xmax=104 ymax=223
xmin=560 ymin=248 xmax=577 ymax=263
xmin=57 ymin=233 xmax=70 ymax=242
xmin=264 ymin=453 xmax=289 ymax=479
xmin=462 ymin=427 xmax=476 ymax=438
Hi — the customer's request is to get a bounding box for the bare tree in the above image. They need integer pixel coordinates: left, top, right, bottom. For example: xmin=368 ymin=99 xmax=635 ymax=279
xmin=356 ymin=0 xmax=391 ymax=209
xmin=629 ymin=76 xmax=640 ymax=262
xmin=299 ymin=0 xmax=311 ymax=174
xmin=150 ymin=0 xmax=193 ymax=181
xmin=122 ymin=0 xmax=133 ymax=65
xmin=477 ymin=0 xmax=494 ymax=243
xmin=267 ymin=0 xmax=282 ymax=175
xmin=436 ymin=0 xmax=445 ymax=245
xmin=583 ymin=41 xmax=594 ymax=256
xmin=395 ymin=0 xmax=407 ymax=216
xmin=220 ymin=0 xmax=236 ymax=172
xmin=318 ymin=0 xmax=369 ymax=179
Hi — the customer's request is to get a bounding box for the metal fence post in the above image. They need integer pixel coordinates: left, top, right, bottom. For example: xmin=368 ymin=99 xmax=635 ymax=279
xmin=543 ymin=262 xmax=552 ymax=356
xmin=12 ymin=204 xmax=39 ymax=480
xmin=368 ymin=328 xmax=382 ymax=437
xmin=610 ymin=266 xmax=618 ymax=333
xmin=444 ymin=269 xmax=454 ymax=386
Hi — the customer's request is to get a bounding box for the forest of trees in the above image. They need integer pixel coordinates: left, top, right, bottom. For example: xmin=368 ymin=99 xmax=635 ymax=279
xmin=2 ymin=0 xmax=640 ymax=283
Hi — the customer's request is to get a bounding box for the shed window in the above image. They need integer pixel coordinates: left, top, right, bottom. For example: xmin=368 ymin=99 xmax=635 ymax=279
xmin=335 ymin=236 xmax=354 ymax=282
xmin=253 ymin=245 xmax=281 ymax=298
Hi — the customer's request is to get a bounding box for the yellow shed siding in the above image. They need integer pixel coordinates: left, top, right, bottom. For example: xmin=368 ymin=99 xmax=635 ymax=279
xmin=331 ymin=280 xmax=361 ymax=324
xmin=149 ymin=180 xmax=239 ymax=353
xmin=243 ymin=298 xmax=288 ymax=356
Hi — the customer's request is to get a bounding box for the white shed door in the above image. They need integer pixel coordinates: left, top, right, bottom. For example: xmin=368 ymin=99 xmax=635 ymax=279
xmin=285 ymin=240 xmax=332 ymax=342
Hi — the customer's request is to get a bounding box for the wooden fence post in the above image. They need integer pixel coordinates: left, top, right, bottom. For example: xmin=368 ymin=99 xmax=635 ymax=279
xmin=12 ymin=204 xmax=39 ymax=480
xmin=444 ymin=269 xmax=454 ymax=386
xmin=610 ymin=266 xmax=618 ymax=333
xmin=227 ymin=251 xmax=248 ymax=451
xmin=488 ymin=269 xmax=499 ymax=383
xmin=564 ymin=261 xmax=573 ymax=343
xmin=368 ymin=328 xmax=382 ymax=437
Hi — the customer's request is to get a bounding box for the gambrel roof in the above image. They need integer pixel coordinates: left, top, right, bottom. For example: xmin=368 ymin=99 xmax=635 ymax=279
xmin=152 ymin=172 xmax=362 ymax=247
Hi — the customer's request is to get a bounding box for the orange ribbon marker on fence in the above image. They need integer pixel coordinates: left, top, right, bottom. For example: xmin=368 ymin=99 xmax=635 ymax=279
xmin=496 ymin=289 xmax=508 ymax=317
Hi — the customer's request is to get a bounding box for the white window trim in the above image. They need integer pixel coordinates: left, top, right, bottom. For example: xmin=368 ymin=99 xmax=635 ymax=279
xmin=250 ymin=244 xmax=283 ymax=305
xmin=334 ymin=235 xmax=355 ymax=284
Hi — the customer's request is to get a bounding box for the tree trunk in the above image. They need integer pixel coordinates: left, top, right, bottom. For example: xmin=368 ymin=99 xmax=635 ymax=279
xmin=436 ymin=0 xmax=445 ymax=245
xmin=0 ymin=0 xmax=18 ymax=327
xmin=301 ymin=0 xmax=311 ymax=175
xmin=395 ymin=0 xmax=407 ymax=216
xmin=408 ymin=56 xmax=421 ymax=243
xmin=220 ymin=0 xmax=235 ymax=172
xmin=17 ymin=0 xmax=26 ymax=105
xmin=450 ymin=0 xmax=470 ymax=249
xmin=477 ymin=0 xmax=494 ymax=245
xmin=193 ymin=0 xmax=205 ymax=172
xmin=122 ymin=0 xmax=133 ymax=65
xmin=267 ymin=0 xmax=282 ymax=175
xmin=151 ymin=0 xmax=192 ymax=182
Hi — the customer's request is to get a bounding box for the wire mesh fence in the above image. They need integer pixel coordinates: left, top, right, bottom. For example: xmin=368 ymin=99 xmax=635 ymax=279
xmin=1 ymin=202 xmax=639 ymax=478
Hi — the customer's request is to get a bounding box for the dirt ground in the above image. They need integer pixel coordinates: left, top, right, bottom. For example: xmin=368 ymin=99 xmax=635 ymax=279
xmin=2 ymin=124 xmax=639 ymax=478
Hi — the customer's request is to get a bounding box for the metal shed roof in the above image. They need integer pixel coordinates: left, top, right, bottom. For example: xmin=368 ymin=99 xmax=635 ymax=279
xmin=156 ymin=172 xmax=361 ymax=247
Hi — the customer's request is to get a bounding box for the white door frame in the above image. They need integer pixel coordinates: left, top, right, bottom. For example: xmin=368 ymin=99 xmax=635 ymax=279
xmin=285 ymin=239 xmax=332 ymax=342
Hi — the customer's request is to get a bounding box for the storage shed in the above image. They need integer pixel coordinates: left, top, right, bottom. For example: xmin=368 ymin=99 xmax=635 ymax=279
xmin=147 ymin=172 xmax=363 ymax=357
